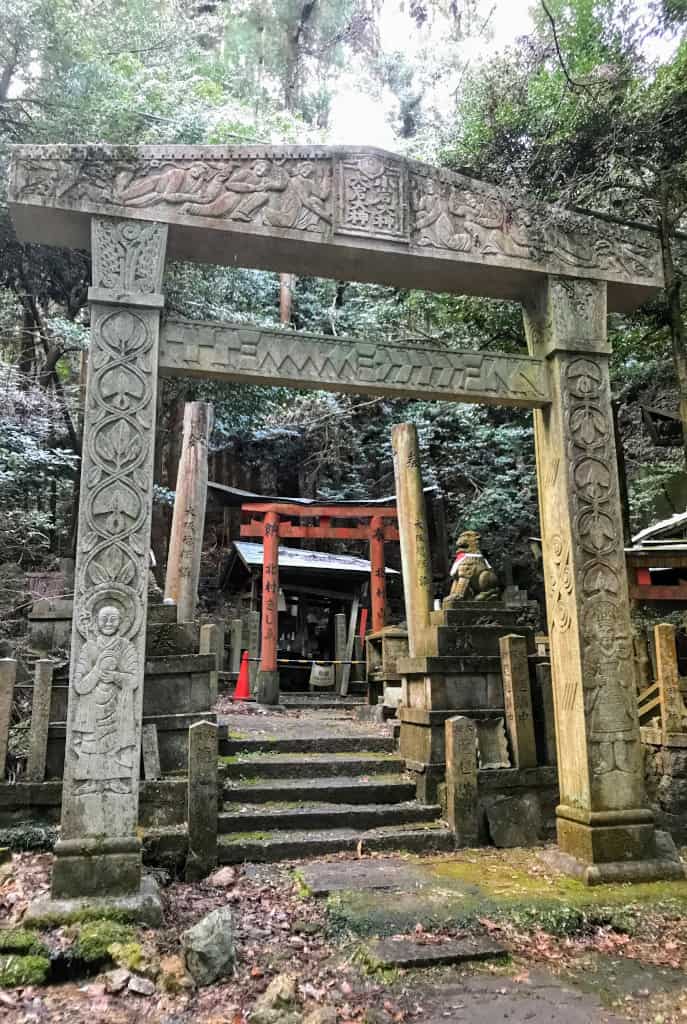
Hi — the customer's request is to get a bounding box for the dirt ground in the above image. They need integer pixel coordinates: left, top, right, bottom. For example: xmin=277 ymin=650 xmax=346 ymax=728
xmin=2 ymin=846 xmax=687 ymax=1023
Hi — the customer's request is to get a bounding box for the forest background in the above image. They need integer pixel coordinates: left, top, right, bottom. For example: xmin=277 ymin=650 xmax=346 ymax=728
xmin=1 ymin=0 xmax=686 ymax=623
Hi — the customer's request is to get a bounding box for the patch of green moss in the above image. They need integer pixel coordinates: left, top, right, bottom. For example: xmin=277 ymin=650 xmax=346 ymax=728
xmin=73 ymin=919 xmax=136 ymax=963
xmin=0 ymin=954 xmax=50 ymax=987
xmin=221 ymin=831 xmax=272 ymax=842
xmin=293 ymin=869 xmax=313 ymax=899
xmin=0 ymin=929 xmax=48 ymax=957
xmin=108 ymin=941 xmax=144 ymax=971
xmin=23 ymin=906 xmax=134 ymax=929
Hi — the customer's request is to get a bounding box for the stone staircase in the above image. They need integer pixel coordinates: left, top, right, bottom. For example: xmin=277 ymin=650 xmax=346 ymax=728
xmin=217 ymin=731 xmax=453 ymax=863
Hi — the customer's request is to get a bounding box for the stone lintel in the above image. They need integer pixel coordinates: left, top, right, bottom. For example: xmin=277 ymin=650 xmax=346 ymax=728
xmin=25 ymin=874 xmax=163 ymax=927
xmin=159 ymin=319 xmax=550 ymax=410
xmin=9 ymin=145 xmax=662 ymax=312
xmin=88 ymin=286 xmax=165 ymax=309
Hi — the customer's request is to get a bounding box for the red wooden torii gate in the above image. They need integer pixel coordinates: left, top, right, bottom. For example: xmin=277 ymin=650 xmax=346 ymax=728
xmin=239 ymin=501 xmax=400 ymax=681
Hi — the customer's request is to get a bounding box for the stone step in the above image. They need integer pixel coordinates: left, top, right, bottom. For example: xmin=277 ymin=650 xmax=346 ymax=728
xmin=222 ymin=753 xmax=403 ymax=780
xmin=217 ymin=824 xmax=454 ymax=864
xmin=219 ymin=735 xmax=395 ymax=756
xmin=223 ymin=775 xmax=416 ymax=805
xmin=218 ymin=800 xmax=440 ymax=833
xmin=280 ymin=696 xmax=366 ymax=709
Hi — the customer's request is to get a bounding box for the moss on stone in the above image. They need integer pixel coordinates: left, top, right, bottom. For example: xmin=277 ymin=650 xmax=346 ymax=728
xmin=0 ymin=954 xmax=50 ymax=987
xmin=0 ymin=929 xmax=48 ymax=957
xmin=73 ymin=919 xmax=136 ymax=963
xmin=108 ymin=941 xmax=145 ymax=971
xmin=222 ymin=831 xmax=272 ymax=842
xmin=324 ymin=848 xmax=687 ymax=940
xmin=22 ymin=906 xmax=134 ymax=929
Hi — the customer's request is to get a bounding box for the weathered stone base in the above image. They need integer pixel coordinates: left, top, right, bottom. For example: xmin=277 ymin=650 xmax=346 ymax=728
xmin=540 ymin=848 xmax=686 ymax=886
xmin=51 ymin=836 xmax=142 ymax=900
xmin=556 ymin=815 xmax=655 ymax=865
xmin=256 ymin=670 xmax=279 ymax=705
xmin=24 ymin=874 xmax=163 ymax=926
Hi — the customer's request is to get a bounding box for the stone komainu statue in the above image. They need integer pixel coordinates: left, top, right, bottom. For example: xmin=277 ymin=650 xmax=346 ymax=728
xmin=449 ymin=530 xmax=500 ymax=601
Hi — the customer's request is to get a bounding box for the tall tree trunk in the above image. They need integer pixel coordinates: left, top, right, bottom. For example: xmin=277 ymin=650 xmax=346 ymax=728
xmin=658 ymin=197 xmax=687 ymax=467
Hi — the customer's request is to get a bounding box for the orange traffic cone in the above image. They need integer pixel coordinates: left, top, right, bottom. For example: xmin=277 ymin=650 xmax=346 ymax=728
xmin=233 ymin=650 xmax=252 ymax=701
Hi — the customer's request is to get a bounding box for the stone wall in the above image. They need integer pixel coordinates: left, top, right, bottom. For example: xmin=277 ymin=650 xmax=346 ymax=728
xmin=644 ymin=741 xmax=687 ymax=844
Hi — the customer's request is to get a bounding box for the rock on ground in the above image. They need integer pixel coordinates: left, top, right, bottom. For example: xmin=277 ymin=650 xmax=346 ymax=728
xmin=182 ymin=906 xmax=235 ymax=987
xmin=486 ymin=793 xmax=542 ymax=848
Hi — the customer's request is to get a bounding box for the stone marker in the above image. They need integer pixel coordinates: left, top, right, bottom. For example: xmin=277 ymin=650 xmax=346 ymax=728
xmin=0 ymin=658 xmax=16 ymax=778
xmin=26 ymin=659 xmax=53 ymax=782
xmin=229 ymin=618 xmax=243 ymax=675
xmin=534 ymin=662 xmax=557 ymax=766
xmin=165 ymin=401 xmax=213 ymax=624
xmin=334 ymin=612 xmax=347 ymax=691
xmin=141 ymin=724 xmax=161 ymax=781
xmin=445 ymin=716 xmax=479 ymax=847
xmin=654 ymin=623 xmax=685 ymax=738
xmin=366 ymin=935 xmax=506 ymax=969
xmin=500 ymin=634 xmax=537 ymax=769
xmin=247 ymin=610 xmax=260 ymax=695
xmin=199 ymin=622 xmax=222 ymax=700
xmin=186 ymin=720 xmax=218 ymax=881
xmin=48 ymin=216 xmax=168 ymax=915
xmin=391 ymin=423 xmax=432 ymax=658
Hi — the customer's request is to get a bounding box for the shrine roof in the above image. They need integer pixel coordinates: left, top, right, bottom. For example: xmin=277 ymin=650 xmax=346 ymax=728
xmin=233 ymin=541 xmax=398 ymax=576
xmin=632 ymin=512 xmax=687 ymax=545
xmin=8 ymin=144 xmax=662 ymax=312
xmin=208 ymin=482 xmax=414 ymax=509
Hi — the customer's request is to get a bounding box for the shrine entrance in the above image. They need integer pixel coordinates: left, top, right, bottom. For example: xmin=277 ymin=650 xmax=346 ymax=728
xmin=9 ymin=142 xmax=672 ymax=905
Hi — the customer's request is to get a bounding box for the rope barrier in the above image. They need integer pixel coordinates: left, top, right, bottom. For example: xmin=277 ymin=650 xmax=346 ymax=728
xmin=246 ymin=657 xmax=365 ymax=665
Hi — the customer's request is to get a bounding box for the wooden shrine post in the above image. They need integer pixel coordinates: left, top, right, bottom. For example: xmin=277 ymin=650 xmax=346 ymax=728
xmin=165 ymin=401 xmax=213 ymax=623
xmin=391 ymin=424 xmax=432 ymax=657
xmin=369 ymin=515 xmax=387 ymax=634
xmin=258 ymin=509 xmax=280 ymax=704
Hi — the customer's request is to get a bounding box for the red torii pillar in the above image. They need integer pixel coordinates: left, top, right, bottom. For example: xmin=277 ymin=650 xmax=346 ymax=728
xmin=258 ymin=509 xmax=280 ymax=704
xmin=369 ymin=515 xmax=387 ymax=634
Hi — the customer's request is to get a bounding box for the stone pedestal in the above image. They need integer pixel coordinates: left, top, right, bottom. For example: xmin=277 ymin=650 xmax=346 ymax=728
xmin=46 ymin=217 xmax=168 ymax=916
xmin=525 ymin=277 xmax=681 ymax=883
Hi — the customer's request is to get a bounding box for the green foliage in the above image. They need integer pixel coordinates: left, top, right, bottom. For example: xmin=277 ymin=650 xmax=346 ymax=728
xmin=0 ymin=953 xmax=50 ymax=987
xmin=0 ymin=929 xmax=48 ymax=957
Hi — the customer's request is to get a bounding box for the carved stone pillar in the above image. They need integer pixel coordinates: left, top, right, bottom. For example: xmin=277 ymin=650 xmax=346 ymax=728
xmin=524 ymin=277 xmax=681 ymax=883
xmin=51 ymin=217 xmax=167 ymax=909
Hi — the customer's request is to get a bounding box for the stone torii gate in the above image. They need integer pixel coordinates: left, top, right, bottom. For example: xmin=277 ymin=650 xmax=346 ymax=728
xmin=8 ymin=143 xmax=674 ymax=912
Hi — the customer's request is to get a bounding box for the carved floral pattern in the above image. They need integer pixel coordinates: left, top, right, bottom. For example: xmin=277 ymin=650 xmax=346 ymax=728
xmin=563 ymin=355 xmax=640 ymax=801
xmin=63 ymin=218 xmax=166 ymax=836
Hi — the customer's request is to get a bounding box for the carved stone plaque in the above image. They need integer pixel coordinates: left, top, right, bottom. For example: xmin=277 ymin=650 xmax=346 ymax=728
xmin=476 ymin=717 xmax=511 ymax=770
xmin=335 ymin=153 xmax=408 ymax=241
